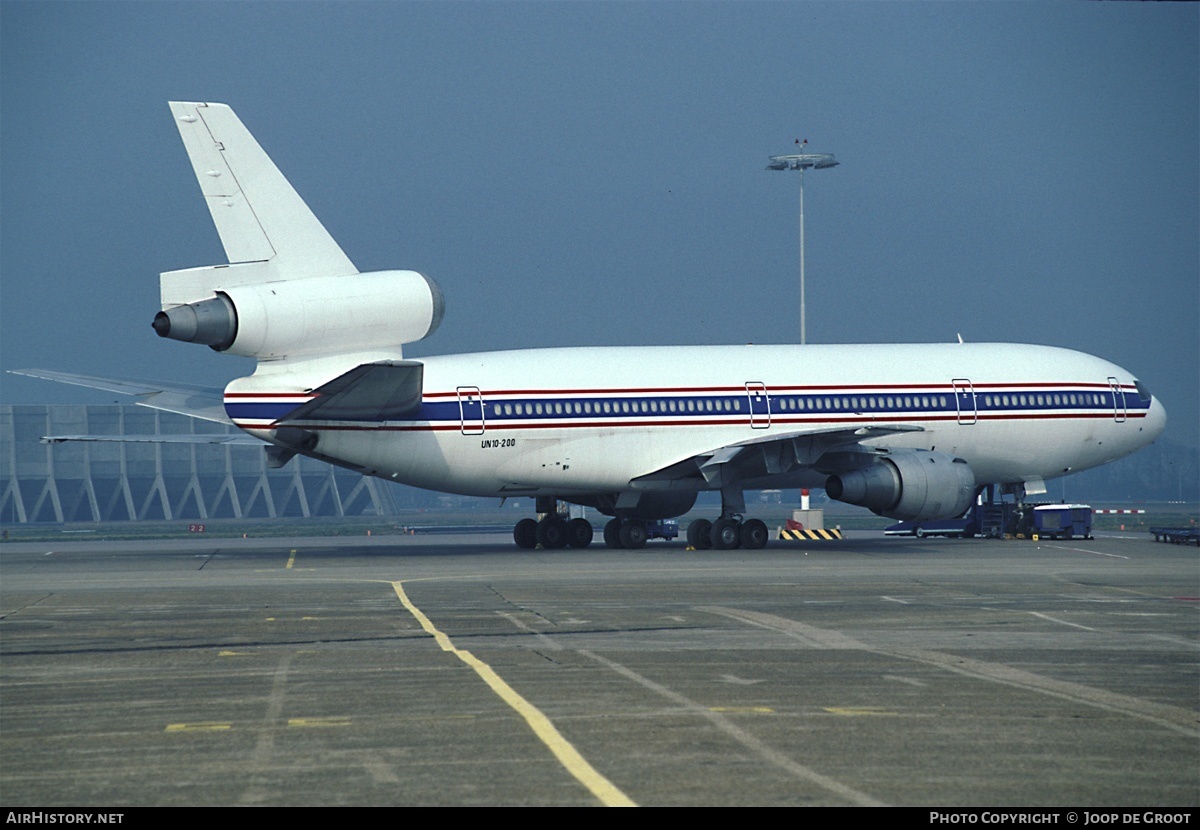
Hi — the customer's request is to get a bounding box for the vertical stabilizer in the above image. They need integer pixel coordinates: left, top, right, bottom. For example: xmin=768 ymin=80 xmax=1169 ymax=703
xmin=168 ymin=101 xmax=358 ymax=281
xmin=157 ymin=103 xmax=443 ymax=371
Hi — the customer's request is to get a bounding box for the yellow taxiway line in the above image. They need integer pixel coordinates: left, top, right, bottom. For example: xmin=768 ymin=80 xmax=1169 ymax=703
xmin=390 ymin=580 xmax=636 ymax=807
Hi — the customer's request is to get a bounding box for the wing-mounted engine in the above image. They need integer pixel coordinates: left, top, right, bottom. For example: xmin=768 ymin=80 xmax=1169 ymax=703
xmin=825 ymin=449 xmax=975 ymax=522
xmin=153 ymin=269 xmax=444 ymax=359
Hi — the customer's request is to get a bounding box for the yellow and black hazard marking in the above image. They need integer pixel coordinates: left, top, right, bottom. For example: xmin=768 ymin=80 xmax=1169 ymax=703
xmin=778 ymin=527 xmax=843 ymax=541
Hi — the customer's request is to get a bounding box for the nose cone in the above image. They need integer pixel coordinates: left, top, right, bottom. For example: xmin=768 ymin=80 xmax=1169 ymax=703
xmin=1144 ymin=396 xmax=1167 ymax=443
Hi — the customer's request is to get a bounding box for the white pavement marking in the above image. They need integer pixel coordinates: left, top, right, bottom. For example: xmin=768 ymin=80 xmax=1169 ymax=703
xmin=702 ymin=606 xmax=1198 ymax=738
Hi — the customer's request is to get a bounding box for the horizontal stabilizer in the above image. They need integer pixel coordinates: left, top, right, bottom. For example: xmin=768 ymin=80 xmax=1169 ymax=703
xmin=9 ymin=369 xmax=230 ymax=425
xmin=40 ymin=433 xmax=262 ymax=446
xmin=278 ymin=361 xmax=424 ymax=422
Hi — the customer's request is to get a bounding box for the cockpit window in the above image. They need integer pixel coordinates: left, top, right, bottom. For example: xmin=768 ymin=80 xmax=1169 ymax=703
xmin=1134 ymin=379 xmax=1152 ymax=402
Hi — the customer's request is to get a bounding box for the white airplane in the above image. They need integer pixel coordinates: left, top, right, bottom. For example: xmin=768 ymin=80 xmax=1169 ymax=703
xmin=15 ymin=102 xmax=1167 ymax=550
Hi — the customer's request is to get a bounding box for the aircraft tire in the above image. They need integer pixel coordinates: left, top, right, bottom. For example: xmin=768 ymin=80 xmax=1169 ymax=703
xmin=620 ymin=519 xmax=648 ymax=549
xmin=740 ymin=518 xmax=768 ymax=550
xmin=514 ymin=518 xmax=538 ymax=549
xmin=567 ymin=518 xmax=594 ymax=549
xmin=687 ymin=519 xmax=712 ymax=550
xmin=914 ymin=527 xmax=925 ymax=538
xmin=604 ymin=519 xmax=622 ymax=549
xmin=711 ymin=518 xmax=741 ymax=550
xmin=536 ymin=516 xmax=568 ymax=549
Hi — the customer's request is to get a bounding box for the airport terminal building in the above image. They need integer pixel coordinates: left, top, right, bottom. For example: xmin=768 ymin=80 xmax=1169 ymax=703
xmin=1 ymin=404 xmax=404 ymax=524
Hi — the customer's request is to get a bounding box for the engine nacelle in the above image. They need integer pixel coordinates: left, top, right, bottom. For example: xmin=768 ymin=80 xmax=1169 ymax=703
xmin=825 ymin=450 xmax=975 ymax=522
xmin=153 ymin=270 xmax=444 ymax=359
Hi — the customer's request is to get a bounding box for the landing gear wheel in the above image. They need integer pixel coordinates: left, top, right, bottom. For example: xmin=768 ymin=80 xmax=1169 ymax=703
xmin=567 ymin=518 xmax=594 ymax=549
xmin=914 ymin=527 xmax=925 ymax=539
xmin=536 ymin=516 xmax=568 ymax=549
xmin=739 ymin=518 xmax=768 ymax=550
xmin=619 ymin=519 xmax=648 ymax=549
xmin=711 ymin=517 xmax=742 ymax=550
xmin=687 ymin=518 xmax=713 ymax=550
xmin=514 ymin=518 xmax=538 ymax=549
xmin=604 ymin=518 xmax=622 ymax=549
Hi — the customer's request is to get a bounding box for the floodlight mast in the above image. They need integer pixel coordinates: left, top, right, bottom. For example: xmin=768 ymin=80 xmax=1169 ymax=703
xmin=767 ymin=151 xmax=838 ymax=345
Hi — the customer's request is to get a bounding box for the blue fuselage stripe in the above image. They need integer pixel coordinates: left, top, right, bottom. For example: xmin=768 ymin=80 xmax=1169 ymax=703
xmin=225 ymin=387 xmax=1152 ymax=426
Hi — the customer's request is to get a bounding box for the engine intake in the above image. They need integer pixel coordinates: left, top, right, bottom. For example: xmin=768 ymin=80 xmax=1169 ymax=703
xmin=825 ymin=450 xmax=975 ymax=522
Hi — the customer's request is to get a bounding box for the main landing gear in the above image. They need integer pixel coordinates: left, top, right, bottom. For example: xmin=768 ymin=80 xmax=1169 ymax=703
xmin=513 ymin=514 xmax=594 ymax=549
xmin=513 ymin=497 xmax=594 ymax=550
xmin=684 ymin=516 xmax=769 ymax=550
xmin=513 ymin=514 xmax=670 ymax=550
xmin=603 ymin=518 xmax=649 ymax=549
xmin=511 ymin=493 xmax=771 ymax=551
xmin=683 ymin=487 xmax=769 ymax=550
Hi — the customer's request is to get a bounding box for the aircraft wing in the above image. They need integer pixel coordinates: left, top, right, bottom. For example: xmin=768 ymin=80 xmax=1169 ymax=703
xmin=630 ymin=423 xmax=924 ymax=490
xmin=9 ymin=369 xmax=231 ymax=425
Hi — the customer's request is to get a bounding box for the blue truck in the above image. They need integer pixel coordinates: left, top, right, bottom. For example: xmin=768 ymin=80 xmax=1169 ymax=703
xmin=1029 ymin=504 xmax=1093 ymax=540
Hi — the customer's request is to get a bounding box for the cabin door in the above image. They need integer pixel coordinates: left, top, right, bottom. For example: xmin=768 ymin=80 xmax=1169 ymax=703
xmin=952 ymin=379 xmax=977 ymax=425
xmin=1108 ymin=377 xmax=1126 ymax=423
xmin=746 ymin=382 xmax=771 ymax=429
xmin=457 ymin=386 xmax=485 ymax=435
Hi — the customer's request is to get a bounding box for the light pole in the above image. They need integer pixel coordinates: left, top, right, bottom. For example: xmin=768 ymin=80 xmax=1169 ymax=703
xmin=767 ymin=148 xmax=838 ymax=345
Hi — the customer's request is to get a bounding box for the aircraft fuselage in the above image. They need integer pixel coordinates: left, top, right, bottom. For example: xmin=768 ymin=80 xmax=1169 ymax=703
xmin=230 ymin=342 xmax=1165 ymax=503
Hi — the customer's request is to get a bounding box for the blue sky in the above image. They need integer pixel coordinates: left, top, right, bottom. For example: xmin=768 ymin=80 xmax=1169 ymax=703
xmin=2 ymin=1 xmax=1197 ymax=449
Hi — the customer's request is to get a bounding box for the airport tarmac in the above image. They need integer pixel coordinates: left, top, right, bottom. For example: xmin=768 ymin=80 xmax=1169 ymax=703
xmin=1 ymin=531 xmax=1196 ymax=807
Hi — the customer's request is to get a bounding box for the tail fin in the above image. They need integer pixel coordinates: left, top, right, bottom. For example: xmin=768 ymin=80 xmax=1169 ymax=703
xmin=167 ymin=101 xmax=357 ymax=283
xmin=157 ymin=102 xmax=443 ymax=369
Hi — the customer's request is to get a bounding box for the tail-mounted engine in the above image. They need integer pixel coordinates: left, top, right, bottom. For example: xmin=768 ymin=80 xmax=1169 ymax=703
xmin=825 ymin=449 xmax=975 ymax=522
xmin=153 ymin=269 xmax=444 ymax=360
